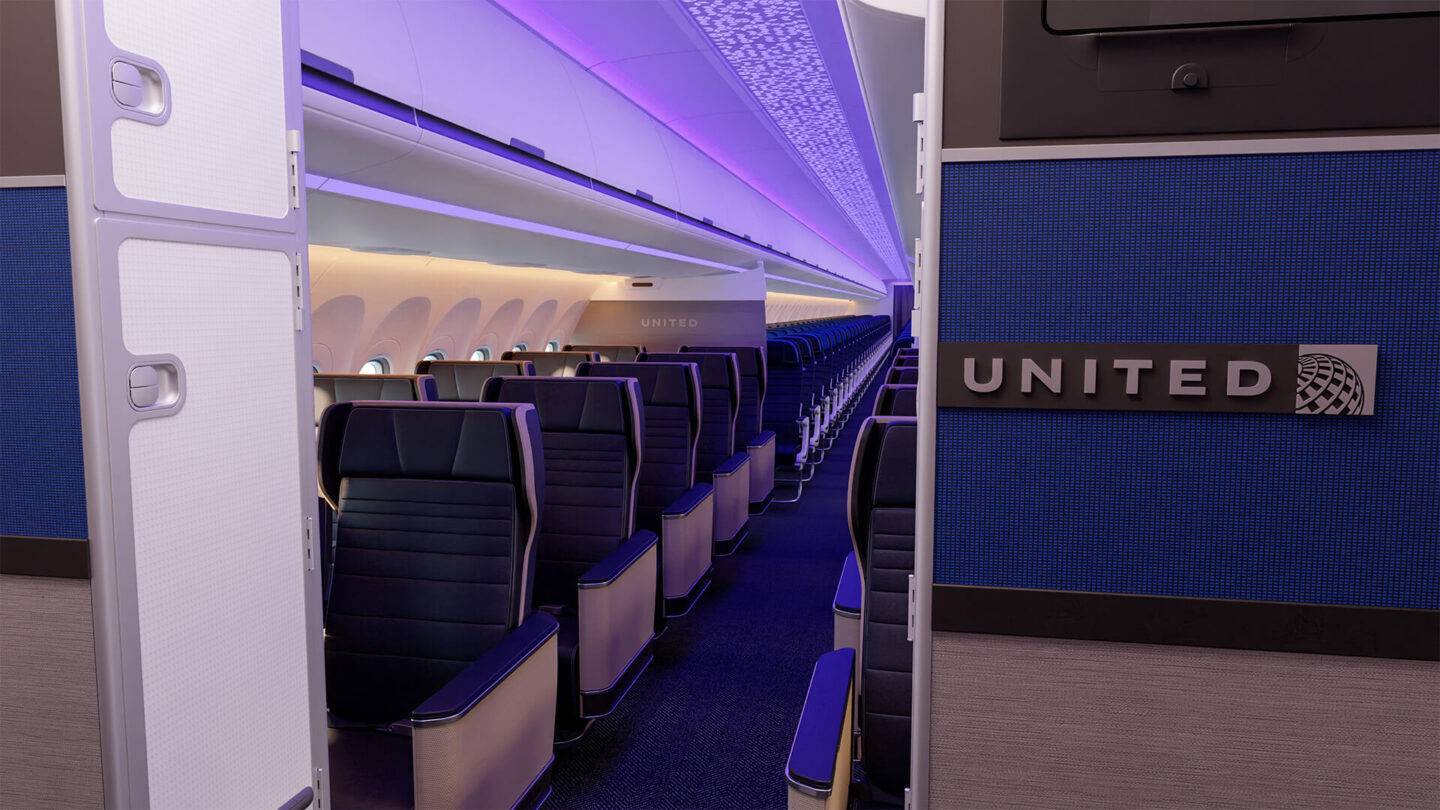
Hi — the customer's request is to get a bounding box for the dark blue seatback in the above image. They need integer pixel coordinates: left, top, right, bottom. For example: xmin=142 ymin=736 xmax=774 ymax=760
xmin=502 ymin=350 xmax=601 ymax=377
xmin=874 ymin=384 xmax=918 ymax=417
xmin=890 ymin=355 xmax=918 ymax=369
xmin=639 ymin=352 xmax=739 ymax=477
xmin=416 ymin=359 xmax=535 ymax=400
xmin=565 ymin=344 xmax=644 ymax=362
xmin=318 ymin=401 xmax=544 ymax=724
xmin=481 ymin=376 xmax=642 ymax=609
xmin=764 ymin=339 xmax=808 ymax=457
xmin=683 ymin=345 xmax=767 ymax=451
xmin=849 ymin=417 xmax=916 ymax=797
xmin=886 ymin=366 xmax=918 ymax=385
xmin=576 ymin=361 xmax=700 ymax=530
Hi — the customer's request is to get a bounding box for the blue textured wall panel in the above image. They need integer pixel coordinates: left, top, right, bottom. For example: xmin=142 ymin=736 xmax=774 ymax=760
xmin=934 ymin=150 xmax=1439 ymax=610
xmin=1 ymin=186 xmax=88 ymax=540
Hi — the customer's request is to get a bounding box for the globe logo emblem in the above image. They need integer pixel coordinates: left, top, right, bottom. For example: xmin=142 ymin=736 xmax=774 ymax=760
xmin=1295 ymin=353 xmax=1366 ymax=415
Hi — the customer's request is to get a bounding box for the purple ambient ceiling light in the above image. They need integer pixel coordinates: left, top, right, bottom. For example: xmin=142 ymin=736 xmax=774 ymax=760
xmin=677 ymin=0 xmax=908 ymax=277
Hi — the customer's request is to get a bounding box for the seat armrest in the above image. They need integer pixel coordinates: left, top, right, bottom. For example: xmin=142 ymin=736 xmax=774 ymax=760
xmin=745 ymin=432 xmax=776 ymax=504
xmin=711 ymin=453 xmax=751 ymax=543
xmin=786 ymin=649 xmax=856 ymax=805
xmin=413 ymin=612 xmax=560 ymax=723
xmin=411 ymin=612 xmax=559 ymax=809
xmin=661 ymin=483 xmax=713 ymax=519
xmin=661 ymin=485 xmax=714 ymax=601
xmin=579 ymin=530 xmax=659 ymax=589
xmin=577 ymin=531 xmax=659 ymax=695
xmin=746 ymin=430 xmax=777 ymax=451
xmin=713 ymin=450 xmax=749 ymax=478
xmin=832 ymin=552 xmax=862 ymax=619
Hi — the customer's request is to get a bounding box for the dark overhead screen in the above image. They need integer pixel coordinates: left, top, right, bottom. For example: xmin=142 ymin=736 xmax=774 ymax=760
xmin=1045 ymin=0 xmax=1439 ymax=33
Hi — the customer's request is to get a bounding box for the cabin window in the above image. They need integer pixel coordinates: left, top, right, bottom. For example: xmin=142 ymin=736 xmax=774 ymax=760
xmin=512 ymin=342 xmax=528 ymax=352
xmin=422 ymin=350 xmax=445 ymax=362
xmin=359 ymin=357 xmax=389 ymax=375
xmin=471 ymin=346 xmax=492 ymax=361
xmin=545 ymin=340 xmax=560 ymax=352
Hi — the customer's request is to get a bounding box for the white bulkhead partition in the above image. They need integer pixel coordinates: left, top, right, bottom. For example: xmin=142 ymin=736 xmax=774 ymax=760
xmin=55 ymin=0 xmax=326 ymax=806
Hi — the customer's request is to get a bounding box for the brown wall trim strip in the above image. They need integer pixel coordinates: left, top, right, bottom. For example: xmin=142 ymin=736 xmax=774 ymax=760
xmin=1 ymin=535 xmax=90 ymax=579
xmin=933 ymin=584 xmax=1438 ymax=661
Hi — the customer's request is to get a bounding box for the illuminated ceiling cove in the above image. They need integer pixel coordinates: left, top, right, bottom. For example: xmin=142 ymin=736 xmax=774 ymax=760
xmin=492 ymin=0 xmax=909 ymax=283
xmin=676 ymin=0 xmax=907 ymax=278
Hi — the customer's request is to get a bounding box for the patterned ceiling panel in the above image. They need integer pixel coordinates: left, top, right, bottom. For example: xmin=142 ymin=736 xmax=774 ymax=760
xmin=677 ymin=0 xmax=907 ymax=277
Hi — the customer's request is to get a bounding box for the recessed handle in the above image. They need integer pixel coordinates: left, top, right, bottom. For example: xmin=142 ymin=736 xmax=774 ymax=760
xmin=128 ymin=361 xmax=182 ymax=411
xmin=111 ymin=58 xmax=167 ymax=117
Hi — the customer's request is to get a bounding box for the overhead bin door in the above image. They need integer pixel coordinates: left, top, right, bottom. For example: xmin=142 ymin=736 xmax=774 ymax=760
xmin=55 ymin=0 xmax=326 ymax=806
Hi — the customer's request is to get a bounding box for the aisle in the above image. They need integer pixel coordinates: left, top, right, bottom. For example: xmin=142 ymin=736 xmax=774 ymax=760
xmin=547 ymin=368 xmax=890 ymax=809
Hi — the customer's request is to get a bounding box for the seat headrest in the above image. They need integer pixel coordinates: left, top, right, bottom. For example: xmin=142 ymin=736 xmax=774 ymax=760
xmin=639 ymin=352 xmax=738 ymax=394
xmin=578 ymin=361 xmax=700 ymax=410
xmin=481 ymin=376 xmax=641 ymax=436
xmin=565 ymin=344 xmax=644 ymax=362
xmin=848 ymin=417 xmax=918 ymax=569
xmin=312 ymin=373 xmax=433 ymax=426
xmin=682 ymin=345 xmax=764 ymax=378
xmin=416 ymin=360 xmax=535 ymax=401
xmin=317 ymin=401 xmax=542 ymax=508
xmin=766 ymin=339 xmax=803 ymax=367
xmin=886 ymin=367 xmax=919 ymax=385
xmin=503 ymin=351 xmax=600 ymax=377
xmin=875 ymin=384 xmax=918 ymax=417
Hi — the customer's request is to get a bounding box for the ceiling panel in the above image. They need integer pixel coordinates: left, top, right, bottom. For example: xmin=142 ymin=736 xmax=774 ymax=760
xmin=492 ymin=0 xmax=911 ymax=282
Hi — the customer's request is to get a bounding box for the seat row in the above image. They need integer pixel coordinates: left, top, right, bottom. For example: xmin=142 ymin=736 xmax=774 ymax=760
xmin=787 ymin=345 xmax=919 ymax=808
xmin=763 ymin=315 xmax=894 ymax=502
xmin=308 ymin=343 xmax=786 ymax=808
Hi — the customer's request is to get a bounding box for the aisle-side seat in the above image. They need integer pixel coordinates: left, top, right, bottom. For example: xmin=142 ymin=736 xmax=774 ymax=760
xmin=503 ymin=350 xmax=601 ymax=377
xmin=480 ymin=376 xmax=657 ymax=741
xmin=577 ymin=362 xmax=714 ymax=622
xmin=788 ymin=417 xmax=916 ymax=807
xmin=314 ymin=373 xmax=436 ymax=418
xmin=565 ymin=344 xmax=644 ymax=362
xmin=890 ymin=355 xmax=918 ymax=369
xmin=682 ymin=344 xmax=776 ymax=512
xmin=640 ymin=352 xmax=751 ymax=555
xmin=417 ymin=359 xmax=534 ymax=400
xmin=319 ymin=401 xmax=557 ymax=810
xmin=885 ymin=367 xmax=918 ymax=385
xmin=874 ymin=384 xmax=917 ymax=417
xmin=312 ymin=373 xmax=435 ymax=606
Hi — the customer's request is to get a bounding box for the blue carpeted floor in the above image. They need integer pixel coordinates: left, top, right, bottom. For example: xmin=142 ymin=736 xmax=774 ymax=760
xmin=547 ymin=371 xmax=887 ymax=809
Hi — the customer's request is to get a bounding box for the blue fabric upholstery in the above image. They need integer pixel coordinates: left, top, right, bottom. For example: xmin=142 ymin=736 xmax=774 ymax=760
xmin=874 ymin=385 xmax=917 ymax=417
xmin=416 ymin=360 xmax=535 ymax=401
xmin=480 ymin=376 xmax=642 ymax=609
xmin=639 ymin=352 xmax=740 ymax=479
xmin=849 ymin=417 xmax=916 ymax=798
xmin=566 ymin=344 xmax=644 ymax=362
xmin=576 ymin=361 xmax=701 ymax=531
xmin=885 ymin=367 xmax=917 ymax=386
xmin=683 ymin=345 xmax=768 ymax=451
xmin=318 ymin=402 xmax=543 ymax=724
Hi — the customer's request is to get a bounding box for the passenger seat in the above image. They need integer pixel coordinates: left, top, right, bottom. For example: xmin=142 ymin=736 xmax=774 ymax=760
xmin=639 ymin=352 xmax=751 ymax=555
xmin=874 ymin=384 xmax=917 ymax=417
xmin=565 ymin=344 xmax=644 ymax=362
xmin=788 ymin=416 xmax=916 ymax=807
xmin=682 ymin=344 xmax=777 ymax=512
xmin=319 ymin=401 xmax=557 ymax=809
xmin=503 ymin=350 xmax=600 ymax=377
xmin=578 ymin=362 xmax=714 ymax=622
xmin=417 ymin=359 xmax=534 ymax=400
xmin=480 ymin=376 xmax=658 ymax=741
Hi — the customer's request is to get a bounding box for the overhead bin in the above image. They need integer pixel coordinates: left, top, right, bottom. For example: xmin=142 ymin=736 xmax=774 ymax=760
xmin=296 ymin=0 xmax=885 ymax=295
